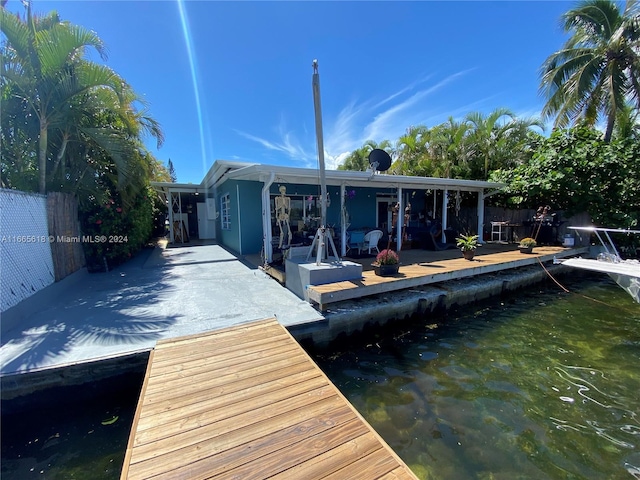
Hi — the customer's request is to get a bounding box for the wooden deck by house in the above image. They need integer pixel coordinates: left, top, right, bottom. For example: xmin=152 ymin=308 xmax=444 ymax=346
xmin=306 ymin=245 xmax=586 ymax=310
xmin=121 ymin=318 xmax=418 ymax=480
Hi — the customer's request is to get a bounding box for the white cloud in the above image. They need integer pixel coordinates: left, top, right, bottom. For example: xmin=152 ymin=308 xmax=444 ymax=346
xmin=371 ymin=74 xmax=433 ymax=110
xmin=235 ymin=125 xmax=316 ymax=167
xmin=237 ymin=71 xmax=472 ymax=170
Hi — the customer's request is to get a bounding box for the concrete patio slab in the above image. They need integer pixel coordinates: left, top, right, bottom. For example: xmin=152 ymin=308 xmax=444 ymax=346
xmin=0 ymin=243 xmax=324 ymax=376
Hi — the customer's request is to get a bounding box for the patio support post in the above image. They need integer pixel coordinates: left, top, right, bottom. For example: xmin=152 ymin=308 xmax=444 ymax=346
xmin=396 ymin=187 xmax=403 ymax=251
xmin=442 ymin=189 xmax=448 ymax=243
xmin=261 ymin=172 xmax=275 ymax=263
xmin=477 ymin=191 xmax=485 ymax=244
xmin=168 ymin=188 xmax=175 ymax=243
xmin=340 ymin=184 xmax=346 ymax=257
xmin=433 ymin=191 xmax=437 ymax=221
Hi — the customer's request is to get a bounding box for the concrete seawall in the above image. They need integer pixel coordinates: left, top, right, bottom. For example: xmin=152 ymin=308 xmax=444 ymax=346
xmin=289 ymin=263 xmax=572 ymax=348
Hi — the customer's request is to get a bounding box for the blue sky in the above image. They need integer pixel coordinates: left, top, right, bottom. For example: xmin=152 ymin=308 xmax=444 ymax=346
xmin=11 ymin=1 xmax=574 ymax=183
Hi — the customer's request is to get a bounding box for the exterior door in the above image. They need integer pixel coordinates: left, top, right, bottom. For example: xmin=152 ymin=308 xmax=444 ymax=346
xmin=197 ymin=203 xmax=216 ymax=239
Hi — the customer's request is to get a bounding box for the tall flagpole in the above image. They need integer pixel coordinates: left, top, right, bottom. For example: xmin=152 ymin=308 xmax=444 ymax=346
xmin=312 ymin=60 xmax=327 ymax=227
xmin=310 ymin=59 xmax=339 ymax=265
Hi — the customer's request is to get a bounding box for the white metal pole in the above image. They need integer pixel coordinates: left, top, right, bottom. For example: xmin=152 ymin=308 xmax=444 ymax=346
xmin=396 ymin=187 xmax=403 ymax=251
xmin=261 ymin=172 xmax=275 ymax=263
xmin=168 ymin=189 xmax=175 ymax=243
xmin=433 ymin=191 xmax=437 ymax=221
xmin=312 ymin=60 xmax=327 ymax=229
xmin=477 ymin=191 xmax=485 ymax=244
xmin=340 ymin=184 xmax=346 ymax=256
xmin=442 ymin=189 xmax=448 ymax=243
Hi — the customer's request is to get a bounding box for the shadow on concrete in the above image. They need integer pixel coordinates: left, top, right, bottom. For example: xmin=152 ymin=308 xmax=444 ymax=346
xmin=1 ymin=241 xmax=326 ymax=377
xmin=1 ymin=248 xmax=182 ymax=375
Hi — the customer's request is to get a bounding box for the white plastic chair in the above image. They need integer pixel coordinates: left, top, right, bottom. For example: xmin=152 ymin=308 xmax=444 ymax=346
xmin=363 ymin=230 xmax=383 ymax=254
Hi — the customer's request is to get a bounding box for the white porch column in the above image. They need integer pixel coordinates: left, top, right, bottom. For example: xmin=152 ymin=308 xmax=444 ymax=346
xmin=477 ymin=191 xmax=485 ymax=244
xmin=396 ymin=187 xmax=403 ymax=251
xmin=441 ymin=188 xmax=448 ymax=243
xmin=433 ymin=191 xmax=437 ymax=220
xmin=261 ymin=173 xmax=275 ymax=263
xmin=340 ymin=184 xmax=347 ymax=257
xmin=168 ymin=188 xmax=175 ymax=243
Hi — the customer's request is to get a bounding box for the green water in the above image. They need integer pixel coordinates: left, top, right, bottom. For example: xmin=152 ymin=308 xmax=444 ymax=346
xmin=313 ymin=277 xmax=640 ymax=479
xmin=1 ymin=372 xmax=143 ymax=480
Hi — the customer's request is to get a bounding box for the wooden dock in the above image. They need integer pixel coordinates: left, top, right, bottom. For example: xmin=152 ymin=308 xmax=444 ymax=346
xmin=121 ymin=318 xmax=418 ymax=479
xmin=306 ymin=246 xmax=586 ymax=310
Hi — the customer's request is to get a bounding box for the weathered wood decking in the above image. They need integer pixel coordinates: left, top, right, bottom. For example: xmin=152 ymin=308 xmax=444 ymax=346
xmin=306 ymin=246 xmax=586 ymax=310
xmin=121 ymin=318 xmax=418 ymax=479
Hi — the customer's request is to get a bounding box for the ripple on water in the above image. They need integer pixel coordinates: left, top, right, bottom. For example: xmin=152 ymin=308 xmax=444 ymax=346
xmin=418 ymin=351 xmax=438 ymax=361
xmin=439 ymin=365 xmax=479 ymax=381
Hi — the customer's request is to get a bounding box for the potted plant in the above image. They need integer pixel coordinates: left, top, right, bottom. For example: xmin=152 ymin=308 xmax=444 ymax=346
xmin=519 ymin=237 xmax=537 ymax=254
xmin=372 ymin=249 xmax=400 ymax=276
xmin=456 ymin=234 xmax=479 ymax=260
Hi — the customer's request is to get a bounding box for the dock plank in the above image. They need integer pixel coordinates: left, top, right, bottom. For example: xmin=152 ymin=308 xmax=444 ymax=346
xmin=133 ymin=375 xmax=329 ymax=446
xmin=322 ymin=448 xmax=403 ymax=480
xmin=122 ymin=318 xmax=418 ymax=480
xmin=141 ymin=346 xmax=307 ymax=398
xmin=146 ymin=404 xmax=356 ymax=480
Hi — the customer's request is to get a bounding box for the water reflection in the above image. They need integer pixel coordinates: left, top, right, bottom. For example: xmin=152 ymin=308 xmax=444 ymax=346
xmin=313 ymin=277 xmax=640 ymax=479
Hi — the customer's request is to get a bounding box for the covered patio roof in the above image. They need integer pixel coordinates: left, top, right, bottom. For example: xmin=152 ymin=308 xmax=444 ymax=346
xmin=151 ymin=160 xmax=505 ymax=197
xmin=208 ymin=160 xmax=504 ymax=193
xmin=150 ymin=182 xmax=202 ymax=203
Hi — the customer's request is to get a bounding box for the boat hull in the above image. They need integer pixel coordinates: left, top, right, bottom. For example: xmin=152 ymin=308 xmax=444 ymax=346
xmin=562 ymin=257 xmax=640 ymax=304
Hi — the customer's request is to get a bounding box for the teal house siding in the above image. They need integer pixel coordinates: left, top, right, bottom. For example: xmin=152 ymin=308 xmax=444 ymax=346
xmin=343 ymin=189 xmax=376 ymax=229
xmin=238 ymin=181 xmax=264 ymax=254
xmin=217 ymin=179 xmax=241 ymax=253
xmin=216 ymin=179 xmax=430 ymax=256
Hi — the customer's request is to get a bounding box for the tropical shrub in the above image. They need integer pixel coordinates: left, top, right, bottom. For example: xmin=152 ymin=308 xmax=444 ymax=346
xmin=519 ymin=237 xmax=537 ymax=248
xmin=80 ymin=185 xmax=156 ymax=271
xmin=456 ymin=234 xmax=479 ymax=252
xmin=375 ymin=249 xmax=399 ymax=265
xmin=490 ymin=126 xmax=640 ymax=229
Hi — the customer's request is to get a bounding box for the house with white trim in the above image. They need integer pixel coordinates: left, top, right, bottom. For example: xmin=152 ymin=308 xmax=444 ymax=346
xmin=152 ymin=160 xmax=504 ymax=262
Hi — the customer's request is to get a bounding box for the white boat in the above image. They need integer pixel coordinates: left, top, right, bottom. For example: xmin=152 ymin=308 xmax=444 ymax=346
xmin=560 ymin=227 xmax=640 ymax=303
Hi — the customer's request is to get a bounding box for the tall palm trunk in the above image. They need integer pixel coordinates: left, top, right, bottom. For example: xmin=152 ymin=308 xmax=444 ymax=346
xmin=604 ymin=113 xmax=615 ymax=142
xmin=38 ymin=116 xmax=48 ymax=194
xmin=51 ymin=132 xmax=70 ymax=179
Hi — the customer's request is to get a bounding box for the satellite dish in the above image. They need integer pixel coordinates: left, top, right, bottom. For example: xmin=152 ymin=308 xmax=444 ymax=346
xmin=368 ymin=149 xmax=392 ymax=172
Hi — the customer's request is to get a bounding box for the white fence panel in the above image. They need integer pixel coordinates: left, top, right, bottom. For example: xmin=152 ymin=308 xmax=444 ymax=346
xmin=0 ymin=189 xmax=55 ymax=312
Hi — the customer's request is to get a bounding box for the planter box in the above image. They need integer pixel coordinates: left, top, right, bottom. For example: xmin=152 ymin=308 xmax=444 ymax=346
xmin=462 ymin=250 xmax=475 ymax=260
xmin=373 ymin=263 xmax=400 ymax=276
xmin=519 ymin=246 xmax=534 ymax=254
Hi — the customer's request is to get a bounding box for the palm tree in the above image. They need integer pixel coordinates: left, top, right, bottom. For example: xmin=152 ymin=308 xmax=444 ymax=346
xmin=394 ymin=125 xmax=430 ymax=175
xmin=465 ymin=109 xmax=544 ymax=178
xmin=540 ymin=0 xmax=640 ymax=142
xmin=428 ymin=117 xmax=471 ymax=178
xmin=0 ymin=5 xmax=156 ymax=194
xmin=613 ymin=103 xmax=640 ymax=139
xmin=45 ymin=85 xmax=164 ymax=206
xmin=465 ymin=108 xmax=516 ymax=178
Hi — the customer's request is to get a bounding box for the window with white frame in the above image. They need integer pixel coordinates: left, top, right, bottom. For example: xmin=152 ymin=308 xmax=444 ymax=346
xmin=220 ymin=193 xmax=231 ymax=230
